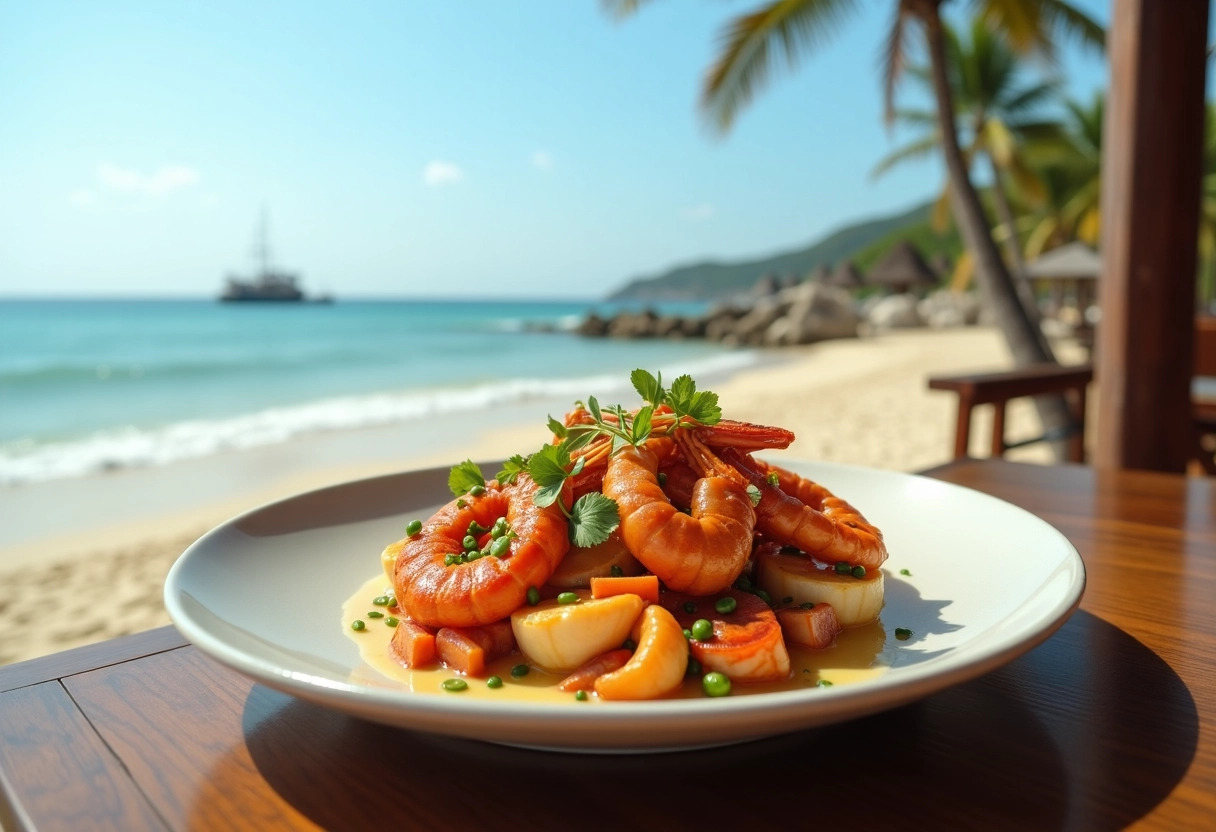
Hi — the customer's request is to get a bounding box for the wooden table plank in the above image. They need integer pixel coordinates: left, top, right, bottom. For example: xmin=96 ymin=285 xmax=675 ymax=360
xmin=61 ymin=647 xmax=316 ymax=832
xmin=0 ymin=681 xmax=168 ymax=832
xmin=0 ymin=627 xmax=188 ymax=695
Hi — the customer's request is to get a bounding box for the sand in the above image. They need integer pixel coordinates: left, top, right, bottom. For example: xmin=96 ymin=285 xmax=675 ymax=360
xmin=0 ymin=326 xmax=1086 ymax=667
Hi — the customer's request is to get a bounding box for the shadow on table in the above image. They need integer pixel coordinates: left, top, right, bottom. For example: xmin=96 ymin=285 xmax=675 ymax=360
xmin=233 ymin=611 xmax=1196 ymax=831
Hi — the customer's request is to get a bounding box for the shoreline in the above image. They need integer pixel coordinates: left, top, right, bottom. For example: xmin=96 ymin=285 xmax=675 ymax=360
xmin=0 ymin=327 xmax=1084 ymax=666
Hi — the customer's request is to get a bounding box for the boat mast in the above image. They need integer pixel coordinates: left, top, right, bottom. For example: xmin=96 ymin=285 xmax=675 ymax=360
xmin=252 ymin=208 xmax=273 ymax=277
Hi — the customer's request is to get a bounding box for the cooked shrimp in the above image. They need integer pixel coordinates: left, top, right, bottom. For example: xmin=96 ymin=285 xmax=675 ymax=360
xmin=717 ymin=447 xmax=888 ymax=571
xmin=602 ymin=436 xmax=754 ymax=595
xmin=660 ymin=590 xmax=790 ymax=682
xmin=387 ymin=475 xmax=570 ymax=628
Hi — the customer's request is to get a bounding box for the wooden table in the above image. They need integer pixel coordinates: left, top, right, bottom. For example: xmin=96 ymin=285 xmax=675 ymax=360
xmin=1 ymin=459 xmax=1213 ymax=831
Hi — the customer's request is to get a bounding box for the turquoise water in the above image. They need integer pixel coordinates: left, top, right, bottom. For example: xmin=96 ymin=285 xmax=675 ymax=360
xmin=0 ymin=299 xmax=755 ymax=484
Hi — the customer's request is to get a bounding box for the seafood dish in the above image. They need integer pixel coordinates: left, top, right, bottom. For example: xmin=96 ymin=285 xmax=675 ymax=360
xmin=366 ymin=371 xmax=888 ymax=701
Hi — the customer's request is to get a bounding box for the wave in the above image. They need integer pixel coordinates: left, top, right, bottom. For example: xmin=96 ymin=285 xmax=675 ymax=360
xmin=0 ymin=351 xmax=759 ymax=485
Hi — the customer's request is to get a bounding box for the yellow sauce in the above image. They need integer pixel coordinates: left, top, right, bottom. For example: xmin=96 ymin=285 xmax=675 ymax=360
xmin=343 ymin=574 xmax=892 ymax=703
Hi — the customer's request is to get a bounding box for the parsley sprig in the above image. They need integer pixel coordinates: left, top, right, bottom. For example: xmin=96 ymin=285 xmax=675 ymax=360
xmin=442 ymin=370 xmax=722 ymax=551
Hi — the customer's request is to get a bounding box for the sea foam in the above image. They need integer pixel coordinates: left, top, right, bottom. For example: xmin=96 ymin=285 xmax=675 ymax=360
xmin=0 ymin=351 xmax=758 ymax=485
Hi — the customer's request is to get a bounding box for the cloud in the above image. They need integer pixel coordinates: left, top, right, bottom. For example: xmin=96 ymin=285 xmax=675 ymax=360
xmin=69 ymin=189 xmax=98 ymax=207
xmin=531 ymin=151 xmax=553 ymax=171
xmin=422 ymin=161 xmax=464 ymax=186
xmin=96 ymin=163 xmax=200 ymax=196
xmin=683 ymin=202 xmax=715 ymax=221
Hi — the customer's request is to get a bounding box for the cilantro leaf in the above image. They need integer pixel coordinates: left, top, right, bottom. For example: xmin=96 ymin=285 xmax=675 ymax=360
xmin=546 ymin=416 xmax=568 ymax=439
xmin=631 ymin=369 xmax=664 ymax=406
xmin=686 ymin=390 xmax=722 ymax=425
xmin=568 ymin=492 xmax=620 ymax=547
xmin=587 ymin=395 xmax=602 ymax=423
xmin=448 ymin=460 xmax=486 ymax=496
xmin=631 ymin=404 xmax=653 ymax=445
xmin=527 ymin=444 xmax=570 ymax=508
xmin=496 ymin=455 xmax=528 ymax=485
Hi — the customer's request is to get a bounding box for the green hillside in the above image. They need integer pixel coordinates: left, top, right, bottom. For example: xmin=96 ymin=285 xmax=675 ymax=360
xmin=607 ymin=199 xmax=963 ymax=301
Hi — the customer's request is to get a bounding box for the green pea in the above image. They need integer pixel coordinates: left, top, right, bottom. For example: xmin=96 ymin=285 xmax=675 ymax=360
xmin=385 ymin=617 xmax=399 ymax=627
xmin=491 ymin=518 xmax=509 ymax=537
xmin=800 ymin=601 xmax=816 ymax=609
xmin=462 ymin=534 xmax=478 ymax=551
xmin=510 ymin=663 xmax=530 ymax=678
xmin=682 ymin=629 xmax=693 ymax=640
xmin=734 ymin=576 xmax=753 ymax=591
xmin=456 ymin=499 xmax=467 ymax=509
xmin=490 ymin=536 xmax=512 ymax=558
xmin=895 ymin=627 xmax=913 ymax=641
xmin=702 ymin=672 xmax=731 ymax=697
xmin=900 ymin=568 xmax=912 ymax=576
xmin=714 ymin=596 xmax=737 ymax=615
xmin=690 ymin=618 xmax=713 ymax=641
xmin=405 ymin=519 xmax=423 ymax=537
xmin=753 ymin=589 xmax=772 ymax=605
xmin=373 ymin=595 xmax=391 ymax=606
xmin=575 ymin=690 xmax=588 ymax=701
xmin=487 ymin=675 xmax=503 ymax=688
xmin=610 ymin=564 xmax=624 ymax=577
xmin=526 ymin=586 xmax=540 ymax=606
xmin=469 ymin=485 xmax=486 ymax=497
xmin=366 ymin=611 xmax=384 ymax=619
xmin=557 ymin=591 xmax=579 ymax=604
xmin=441 ymin=678 xmax=469 ymax=692
xmin=851 ymin=565 xmax=866 ymax=579
xmin=817 ymin=679 xmax=834 ymax=687
xmin=350 ymin=620 xmax=366 ymax=632
xmin=443 ymin=553 xmax=457 ymax=566
xmin=682 ymin=601 xmax=697 ymax=614
xmin=766 ymin=471 xmax=779 ymax=487
xmin=835 ymin=562 xmax=852 ymax=575
xmin=686 ymin=657 xmax=702 ymax=676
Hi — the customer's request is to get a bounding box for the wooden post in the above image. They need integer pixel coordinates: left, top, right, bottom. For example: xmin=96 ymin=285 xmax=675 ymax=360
xmin=1096 ymin=0 xmax=1208 ymax=471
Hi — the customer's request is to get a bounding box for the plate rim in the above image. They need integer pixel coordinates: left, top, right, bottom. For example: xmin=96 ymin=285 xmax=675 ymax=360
xmin=164 ymin=459 xmax=1086 ymax=748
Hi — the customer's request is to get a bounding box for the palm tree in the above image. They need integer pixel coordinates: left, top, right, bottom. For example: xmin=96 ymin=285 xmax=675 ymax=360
xmin=873 ymin=17 xmax=1061 ymax=276
xmin=606 ymin=0 xmax=1103 ymax=443
xmin=1019 ymin=92 xmax=1102 ymax=259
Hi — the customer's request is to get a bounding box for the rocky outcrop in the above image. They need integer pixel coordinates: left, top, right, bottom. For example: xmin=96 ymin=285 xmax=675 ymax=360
xmin=579 ymin=278 xmax=863 ymax=347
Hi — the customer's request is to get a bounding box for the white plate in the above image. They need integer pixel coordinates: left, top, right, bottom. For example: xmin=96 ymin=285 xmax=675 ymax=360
xmin=164 ymin=460 xmax=1085 ymax=752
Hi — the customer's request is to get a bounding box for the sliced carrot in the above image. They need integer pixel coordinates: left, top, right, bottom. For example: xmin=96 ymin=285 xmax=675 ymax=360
xmin=776 ymin=604 xmax=841 ymax=649
xmin=436 ymin=621 xmax=517 ymax=676
xmin=590 ymin=574 xmax=660 ymax=604
xmin=389 ymin=620 xmax=437 ymax=668
xmin=556 ymin=649 xmax=633 ymax=692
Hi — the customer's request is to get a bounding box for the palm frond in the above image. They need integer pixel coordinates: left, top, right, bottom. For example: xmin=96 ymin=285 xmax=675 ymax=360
xmin=870 ymin=134 xmax=941 ymax=179
xmin=1038 ymin=0 xmax=1106 ymax=52
xmin=704 ymin=0 xmax=862 ymax=133
xmin=882 ymin=3 xmax=914 ymax=126
xmin=931 ymin=185 xmax=954 ymax=233
xmin=599 ymin=0 xmax=655 ymax=21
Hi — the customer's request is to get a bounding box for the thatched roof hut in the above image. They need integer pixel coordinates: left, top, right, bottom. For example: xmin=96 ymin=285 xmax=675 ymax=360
xmin=867 ymin=241 xmax=939 ymax=294
xmin=826 ymin=260 xmax=864 ymax=289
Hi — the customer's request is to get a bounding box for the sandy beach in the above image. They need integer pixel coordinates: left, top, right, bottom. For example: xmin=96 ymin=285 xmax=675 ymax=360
xmin=0 ymin=326 xmax=1085 ymax=666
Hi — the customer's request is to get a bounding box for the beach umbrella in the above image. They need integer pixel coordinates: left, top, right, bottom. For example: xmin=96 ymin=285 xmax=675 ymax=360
xmin=866 ymin=241 xmax=939 ymax=294
xmin=1023 ymin=241 xmax=1100 ymax=280
xmin=1023 ymin=242 xmax=1101 ymax=325
xmin=826 ymin=260 xmax=865 ymax=289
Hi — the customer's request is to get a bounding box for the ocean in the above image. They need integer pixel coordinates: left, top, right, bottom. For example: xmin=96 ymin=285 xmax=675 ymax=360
xmin=0 ymin=299 xmax=758 ymax=486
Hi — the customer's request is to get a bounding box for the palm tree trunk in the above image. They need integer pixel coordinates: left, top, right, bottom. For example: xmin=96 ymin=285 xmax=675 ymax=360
xmin=986 ymin=153 xmax=1043 ymax=320
xmin=918 ymin=6 xmax=1075 ymax=455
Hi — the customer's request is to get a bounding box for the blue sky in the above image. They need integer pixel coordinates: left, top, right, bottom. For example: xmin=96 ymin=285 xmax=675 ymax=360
xmin=0 ymin=0 xmax=1107 ymax=299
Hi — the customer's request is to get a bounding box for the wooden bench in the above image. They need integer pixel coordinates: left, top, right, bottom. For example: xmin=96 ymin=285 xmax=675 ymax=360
xmin=928 ymin=363 xmax=1094 ymax=463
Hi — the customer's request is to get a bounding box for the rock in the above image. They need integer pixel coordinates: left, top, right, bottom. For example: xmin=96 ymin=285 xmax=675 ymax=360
xmin=866 ymin=294 xmax=924 ymax=330
xmin=577 ymin=313 xmax=610 ymax=337
xmin=606 ymin=309 xmax=661 ymax=338
xmin=765 ymin=285 xmax=860 ymax=345
xmin=918 ymin=290 xmax=981 ymax=328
